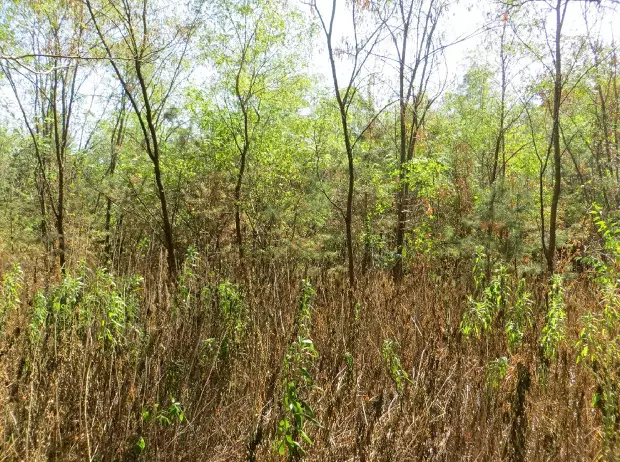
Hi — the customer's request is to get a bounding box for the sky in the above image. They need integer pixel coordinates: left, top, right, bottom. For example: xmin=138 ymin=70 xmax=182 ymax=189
xmin=1 ymin=0 xmax=619 ymax=137
xmin=308 ymin=0 xmax=620 ymax=101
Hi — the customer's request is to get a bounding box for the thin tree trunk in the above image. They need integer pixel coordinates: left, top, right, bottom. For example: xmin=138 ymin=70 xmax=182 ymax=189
xmin=51 ymin=68 xmax=66 ymax=275
xmin=539 ymin=165 xmax=547 ymax=262
xmin=344 ymin=116 xmax=356 ymax=292
xmin=135 ymin=58 xmax=177 ymax=278
xmin=546 ymin=0 xmax=565 ymax=274
xmin=486 ymin=19 xmax=507 ymax=274
xmin=325 ymin=18 xmax=356 ymax=293
xmin=105 ymin=97 xmax=126 ymax=261
xmin=234 ymin=144 xmax=248 ymax=265
xmin=390 ymin=0 xmax=439 ymax=281
xmin=394 ymin=29 xmax=408 ymax=281
xmin=613 ymin=54 xmax=619 ymax=192
xmin=153 ymin=158 xmax=176 ymax=277
xmin=86 ymin=0 xmax=177 ymax=280
xmin=234 ymin=66 xmax=251 ymax=268
xmin=362 ymin=192 xmax=371 ymax=275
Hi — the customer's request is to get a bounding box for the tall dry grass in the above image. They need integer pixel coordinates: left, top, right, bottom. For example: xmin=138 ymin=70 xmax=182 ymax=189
xmin=0 ymin=251 xmax=616 ymax=461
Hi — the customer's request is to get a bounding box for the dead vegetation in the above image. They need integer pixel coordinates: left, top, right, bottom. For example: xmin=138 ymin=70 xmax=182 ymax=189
xmin=1 ymin=252 xmax=616 ymax=461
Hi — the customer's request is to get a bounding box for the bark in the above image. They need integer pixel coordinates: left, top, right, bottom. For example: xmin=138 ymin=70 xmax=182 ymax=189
xmin=86 ymin=0 xmax=177 ymax=279
xmin=322 ymin=0 xmax=356 ymax=292
xmin=105 ymin=96 xmax=126 ymax=261
xmin=546 ymin=0 xmax=567 ymax=274
xmin=391 ymin=0 xmax=440 ymax=282
xmin=233 ymin=54 xmax=251 ymax=268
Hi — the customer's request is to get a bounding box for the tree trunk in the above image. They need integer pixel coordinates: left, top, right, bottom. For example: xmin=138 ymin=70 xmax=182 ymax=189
xmin=394 ymin=53 xmax=408 ymax=282
xmin=105 ymin=99 xmax=125 ymax=261
xmin=153 ymin=158 xmax=176 ymax=278
xmin=234 ymin=144 xmax=248 ymax=266
xmin=234 ymin=75 xmax=250 ymax=268
xmin=546 ymin=0 xmax=565 ymax=274
xmin=86 ymin=0 xmax=178 ymax=280
xmin=325 ymin=26 xmax=356 ymax=293
xmin=136 ymin=58 xmax=177 ymax=279
xmin=486 ymin=19 xmax=507 ymax=274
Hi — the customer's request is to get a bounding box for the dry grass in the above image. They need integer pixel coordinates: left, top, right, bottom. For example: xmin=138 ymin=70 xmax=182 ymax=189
xmin=0 ymin=253 xmax=616 ymax=461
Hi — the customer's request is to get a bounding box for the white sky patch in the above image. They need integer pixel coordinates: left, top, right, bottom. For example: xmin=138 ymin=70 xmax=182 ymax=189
xmin=306 ymin=0 xmax=619 ymax=103
xmin=0 ymin=0 xmax=618 ymax=140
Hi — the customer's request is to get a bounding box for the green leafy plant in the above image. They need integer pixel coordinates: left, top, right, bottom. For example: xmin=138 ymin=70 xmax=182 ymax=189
xmin=575 ymin=208 xmax=619 ymax=453
xmin=576 ymin=284 xmax=619 ymax=452
xmin=0 ymin=264 xmax=23 ymax=331
xmin=471 ymin=246 xmax=487 ymax=292
xmin=213 ymin=280 xmax=247 ymax=360
xmin=142 ymin=397 xmax=185 ymax=427
xmin=461 ymin=261 xmax=508 ymax=338
xmin=159 ymin=398 xmax=185 ymax=425
xmin=135 ymin=436 xmax=146 ymax=454
xmin=540 ymin=274 xmax=565 ymax=360
xmin=462 ymin=257 xmax=534 ymax=354
xmin=95 ymin=270 xmax=127 ymax=347
xmin=29 ymin=291 xmax=48 ymax=346
xmin=179 ymin=245 xmax=199 ymax=307
xmin=217 ymin=280 xmax=247 ymax=336
xmin=26 ymin=269 xmax=142 ymax=352
xmin=506 ymin=278 xmax=533 ymax=351
xmin=276 ymin=280 xmax=319 ymax=459
xmin=82 ymin=269 xmax=142 ymax=350
xmin=51 ymin=273 xmax=84 ymax=332
xmin=381 ymin=339 xmax=410 ymax=393
xmin=486 ymin=356 xmax=509 ymax=391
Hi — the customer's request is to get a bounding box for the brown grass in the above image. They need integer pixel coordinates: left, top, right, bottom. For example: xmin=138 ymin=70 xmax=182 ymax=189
xmin=0 ymin=254 xmax=614 ymax=461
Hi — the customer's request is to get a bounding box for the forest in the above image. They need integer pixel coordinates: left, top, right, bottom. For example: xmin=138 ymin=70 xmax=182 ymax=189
xmin=0 ymin=0 xmax=618 ymax=460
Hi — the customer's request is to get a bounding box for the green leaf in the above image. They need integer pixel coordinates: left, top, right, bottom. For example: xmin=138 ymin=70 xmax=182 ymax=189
xmin=136 ymin=436 xmax=146 ymax=452
xmin=300 ymin=430 xmax=313 ymax=445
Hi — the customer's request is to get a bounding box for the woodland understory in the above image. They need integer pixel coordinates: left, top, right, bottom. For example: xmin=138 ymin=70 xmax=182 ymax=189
xmin=0 ymin=253 xmax=618 ymax=461
xmin=0 ymin=0 xmax=619 ymax=460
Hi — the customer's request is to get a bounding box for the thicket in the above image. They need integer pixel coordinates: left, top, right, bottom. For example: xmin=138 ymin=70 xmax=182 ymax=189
xmin=0 ymin=0 xmax=619 ymax=460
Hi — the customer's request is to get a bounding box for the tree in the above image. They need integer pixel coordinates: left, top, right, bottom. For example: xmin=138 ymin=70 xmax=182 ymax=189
xmin=310 ymin=0 xmax=386 ymax=295
xmin=0 ymin=0 xmax=88 ymax=275
xmin=103 ymin=92 xmax=128 ymax=262
xmin=587 ymin=39 xmax=620 ymax=208
xmin=204 ymin=0 xmax=309 ymax=270
xmin=85 ymin=0 xmax=201 ymax=279
xmin=511 ymin=0 xmax=598 ymax=272
xmin=375 ymin=0 xmax=446 ymax=281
